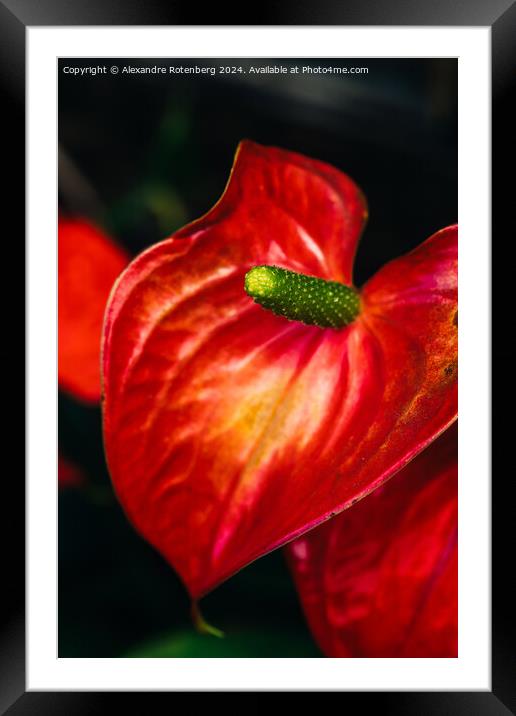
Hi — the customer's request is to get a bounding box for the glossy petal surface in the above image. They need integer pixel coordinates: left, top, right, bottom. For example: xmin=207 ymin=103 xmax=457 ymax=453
xmin=287 ymin=424 xmax=458 ymax=657
xmin=102 ymin=141 xmax=457 ymax=598
xmin=59 ymin=217 xmax=128 ymax=403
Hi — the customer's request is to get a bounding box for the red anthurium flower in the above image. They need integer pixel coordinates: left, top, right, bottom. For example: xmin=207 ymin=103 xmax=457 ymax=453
xmin=102 ymin=141 xmax=457 ymax=599
xmin=59 ymin=217 xmax=129 ymax=403
xmin=286 ymin=423 xmax=458 ymax=657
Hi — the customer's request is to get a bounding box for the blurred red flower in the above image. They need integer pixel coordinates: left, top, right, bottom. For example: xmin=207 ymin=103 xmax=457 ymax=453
xmin=59 ymin=217 xmax=128 ymax=403
xmin=58 ymin=454 xmax=85 ymax=489
xmin=101 ymin=141 xmax=457 ymax=600
xmin=287 ymin=423 xmax=458 ymax=657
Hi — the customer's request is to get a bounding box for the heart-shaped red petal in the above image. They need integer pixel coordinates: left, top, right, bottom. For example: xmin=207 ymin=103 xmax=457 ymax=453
xmin=287 ymin=423 xmax=458 ymax=657
xmin=102 ymin=141 xmax=457 ymax=598
xmin=59 ymin=217 xmax=128 ymax=403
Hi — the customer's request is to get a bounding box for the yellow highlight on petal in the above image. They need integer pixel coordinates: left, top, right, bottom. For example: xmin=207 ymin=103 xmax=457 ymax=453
xmin=244 ymin=266 xmax=277 ymax=299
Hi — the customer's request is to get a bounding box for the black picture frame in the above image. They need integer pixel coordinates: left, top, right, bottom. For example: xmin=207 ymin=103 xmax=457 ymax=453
xmin=2 ymin=0 xmax=511 ymax=711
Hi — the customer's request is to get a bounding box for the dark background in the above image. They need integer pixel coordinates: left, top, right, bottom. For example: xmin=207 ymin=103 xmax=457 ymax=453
xmin=58 ymin=57 xmax=457 ymax=658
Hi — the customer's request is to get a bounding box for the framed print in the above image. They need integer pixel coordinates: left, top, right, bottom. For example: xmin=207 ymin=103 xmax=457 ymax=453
xmin=1 ymin=0 xmax=511 ymax=710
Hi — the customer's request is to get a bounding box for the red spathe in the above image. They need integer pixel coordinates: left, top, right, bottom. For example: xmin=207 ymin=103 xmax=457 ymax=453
xmin=101 ymin=141 xmax=458 ymax=598
xmin=59 ymin=217 xmax=128 ymax=403
xmin=287 ymin=424 xmax=458 ymax=657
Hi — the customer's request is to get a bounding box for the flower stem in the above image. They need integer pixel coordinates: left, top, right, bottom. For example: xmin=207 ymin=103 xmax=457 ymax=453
xmin=191 ymin=602 xmax=225 ymax=639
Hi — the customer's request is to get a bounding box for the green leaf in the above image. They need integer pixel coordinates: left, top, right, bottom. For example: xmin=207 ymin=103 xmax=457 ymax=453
xmin=126 ymin=628 xmax=321 ymax=658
